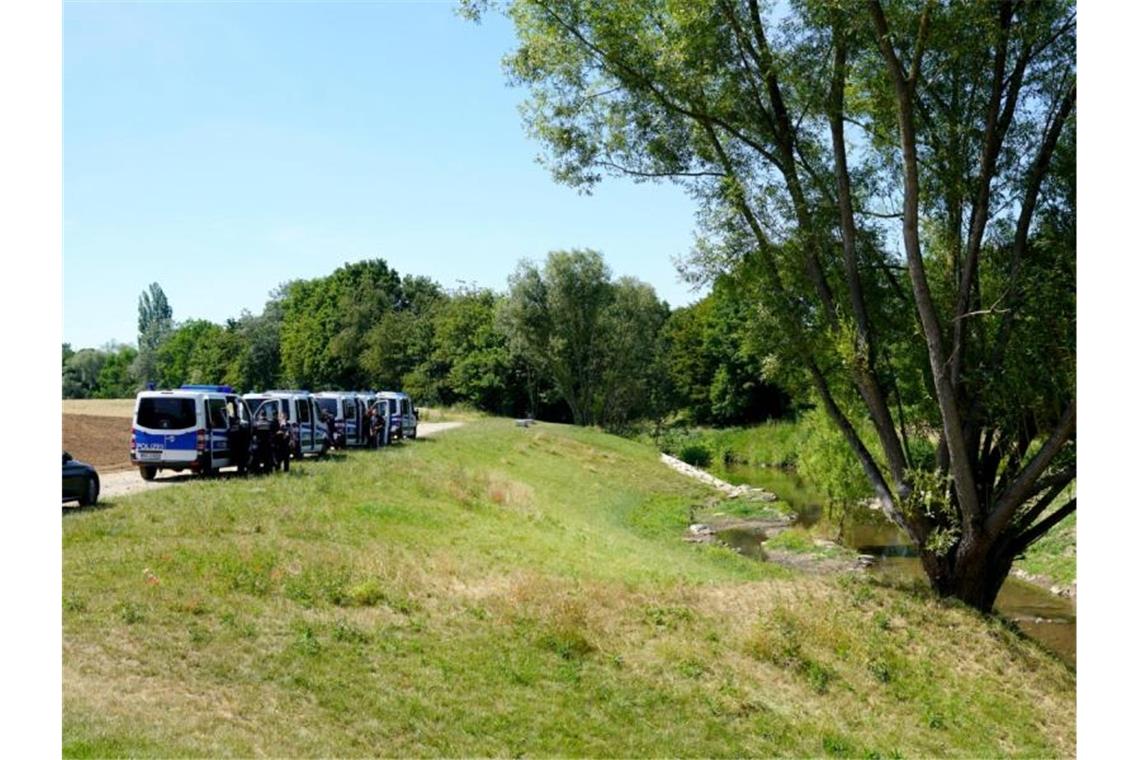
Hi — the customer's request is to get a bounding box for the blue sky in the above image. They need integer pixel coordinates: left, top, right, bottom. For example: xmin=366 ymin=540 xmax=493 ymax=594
xmin=63 ymin=0 xmax=705 ymax=349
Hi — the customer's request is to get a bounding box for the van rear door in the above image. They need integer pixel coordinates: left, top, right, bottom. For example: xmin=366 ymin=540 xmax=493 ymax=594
xmin=134 ymin=396 xmax=199 ymax=464
xmin=206 ymin=397 xmax=230 ymax=462
xmin=297 ymin=397 xmax=314 ymax=451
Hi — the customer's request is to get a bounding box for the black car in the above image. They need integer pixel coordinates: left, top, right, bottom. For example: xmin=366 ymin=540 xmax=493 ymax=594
xmin=62 ymin=452 xmax=100 ymax=506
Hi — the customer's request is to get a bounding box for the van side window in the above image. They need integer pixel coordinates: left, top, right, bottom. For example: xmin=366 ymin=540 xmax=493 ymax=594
xmin=207 ymin=399 xmax=227 ymax=429
xmin=298 ymin=400 xmax=310 ymax=424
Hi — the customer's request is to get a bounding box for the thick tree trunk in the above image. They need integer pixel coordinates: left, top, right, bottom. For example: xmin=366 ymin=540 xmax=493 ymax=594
xmin=920 ymin=537 xmax=1013 ymax=614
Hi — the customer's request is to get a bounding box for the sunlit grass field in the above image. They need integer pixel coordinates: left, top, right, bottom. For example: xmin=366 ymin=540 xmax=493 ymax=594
xmin=63 ymin=399 xmax=136 ymax=418
xmin=63 ymin=419 xmax=1074 ymax=757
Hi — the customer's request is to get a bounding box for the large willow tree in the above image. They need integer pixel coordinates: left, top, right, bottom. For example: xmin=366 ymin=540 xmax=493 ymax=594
xmin=469 ymin=0 xmax=1075 ymax=612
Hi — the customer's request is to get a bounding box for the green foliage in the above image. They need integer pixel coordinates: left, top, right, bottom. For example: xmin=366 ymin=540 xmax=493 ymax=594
xmin=677 ymin=443 xmax=711 ymax=468
xmin=417 ymin=287 xmax=521 ymax=413
xmin=63 ymin=344 xmax=139 ymax=399
xmin=501 ymin=249 xmax=669 ymax=428
xmin=664 ymin=278 xmax=789 ymax=425
xmin=279 ymin=260 xmax=405 ymax=388
xmin=92 ymin=345 xmax=138 ymax=398
xmin=63 ymin=348 xmax=107 ymax=399
xmin=134 ymin=282 xmax=173 ymax=386
xmin=795 ymin=408 xmax=874 ymax=509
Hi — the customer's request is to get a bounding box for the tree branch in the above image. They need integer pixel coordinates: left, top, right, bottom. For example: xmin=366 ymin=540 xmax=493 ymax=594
xmin=1012 ymin=465 xmax=1075 ymax=535
xmin=595 ymin=159 xmax=726 ymax=179
xmin=1011 ymin=498 xmax=1074 ymax=555
xmin=991 ymin=81 xmax=1076 ymax=369
xmin=951 ymin=0 xmax=1018 ymax=395
xmin=986 ymin=399 xmax=1076 ymax=536
xmin=828 ymin=12 xmax=909 ymax=488
xmin=868 ymin=0 xmax=983 ymax=531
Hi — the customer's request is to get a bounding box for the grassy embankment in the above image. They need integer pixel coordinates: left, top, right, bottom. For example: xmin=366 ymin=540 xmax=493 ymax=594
xmin=662 ymin=421 xmax=1076 ymax=588
xmin=64 ymin=419 xmax=1073 ymax=757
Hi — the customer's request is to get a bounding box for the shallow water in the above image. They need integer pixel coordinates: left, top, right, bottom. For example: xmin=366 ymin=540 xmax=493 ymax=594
xmin=712 ymin=462 xmax=1076 ymax=667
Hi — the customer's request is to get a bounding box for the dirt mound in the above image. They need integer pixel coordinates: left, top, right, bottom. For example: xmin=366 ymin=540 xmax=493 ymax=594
xmin=63 ymin=414 xmax=133 ymax=472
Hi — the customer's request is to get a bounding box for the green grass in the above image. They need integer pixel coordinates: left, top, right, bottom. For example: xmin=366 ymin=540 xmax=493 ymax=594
xmin=64 ymin=419 xmax=1074 ymax=757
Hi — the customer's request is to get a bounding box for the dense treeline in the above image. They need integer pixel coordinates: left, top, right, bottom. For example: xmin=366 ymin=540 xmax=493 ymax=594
xmin=62 ymin=252 xmax=789 ymax=428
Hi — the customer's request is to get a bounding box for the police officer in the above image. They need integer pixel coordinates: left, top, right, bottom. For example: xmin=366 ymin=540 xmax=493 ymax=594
xmin=321 ymin=409 xmax=336 ymax=450
xmin=274 ymin=410 xmax=291 ymax=472
xmin=251 ymin=408 xmax=276 ymax=474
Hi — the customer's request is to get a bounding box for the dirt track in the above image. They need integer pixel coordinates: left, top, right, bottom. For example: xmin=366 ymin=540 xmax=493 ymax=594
xmin=90 ymin=421 xmax=465 ymax=500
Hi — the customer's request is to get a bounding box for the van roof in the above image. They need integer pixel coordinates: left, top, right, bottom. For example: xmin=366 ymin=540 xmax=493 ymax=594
xmin=137 ymin=390 xmax=221 ymax=400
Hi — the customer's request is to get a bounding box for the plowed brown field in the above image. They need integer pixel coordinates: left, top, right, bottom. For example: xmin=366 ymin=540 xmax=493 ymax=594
xmin=62 ymin=414 xmax=132 ymax=472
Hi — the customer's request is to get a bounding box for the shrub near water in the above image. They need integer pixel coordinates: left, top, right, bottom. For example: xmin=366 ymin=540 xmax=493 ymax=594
xmin=63 ymin=419 xmax=1073 ymax=757
xmin=677 ymin=443 xmax=712 ymax=467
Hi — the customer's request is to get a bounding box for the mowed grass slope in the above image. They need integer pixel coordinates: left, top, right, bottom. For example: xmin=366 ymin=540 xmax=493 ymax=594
xmin=63 ymin=419 xmax=1074 ymax=758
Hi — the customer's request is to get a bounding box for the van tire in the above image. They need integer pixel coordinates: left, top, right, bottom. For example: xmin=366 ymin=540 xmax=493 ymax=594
xmin=140 ymin=466 xmax=157 ymax=482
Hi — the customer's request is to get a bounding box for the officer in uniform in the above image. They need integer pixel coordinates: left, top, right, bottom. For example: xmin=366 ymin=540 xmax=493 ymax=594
xmin=251 ymin=408 xmax=276 ymax=474
xmin=274 ymin=410 xmax=291 ymax=472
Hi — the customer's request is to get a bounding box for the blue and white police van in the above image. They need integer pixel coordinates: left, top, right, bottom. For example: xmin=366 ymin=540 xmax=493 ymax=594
xmin=314 ymin=392 xmax=371 ymax=448
xmin=130 ymin=385 xmax=253 ymax=480
xmin=378 ymin=390 xmax=418 ymax=440
xmin=244 ymin=390 xmax=330 ymax=459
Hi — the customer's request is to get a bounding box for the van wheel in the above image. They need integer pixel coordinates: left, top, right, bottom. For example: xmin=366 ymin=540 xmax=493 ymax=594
xmin=140 ymin=466 xmax=157 ymax=482
xmin=79 ymin=476 xmax=100 ymax=506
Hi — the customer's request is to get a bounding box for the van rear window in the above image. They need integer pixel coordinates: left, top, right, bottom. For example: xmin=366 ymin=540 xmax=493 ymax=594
xmin=137 ymin=397 xmax=196 ymax=430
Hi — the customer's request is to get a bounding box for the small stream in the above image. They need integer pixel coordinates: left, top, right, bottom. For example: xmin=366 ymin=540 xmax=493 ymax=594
xmin=713 ymin=463 xmax=1076 ymax=667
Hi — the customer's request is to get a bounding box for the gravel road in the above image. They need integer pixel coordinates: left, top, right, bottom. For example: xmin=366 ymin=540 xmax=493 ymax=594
xmin=97 ymin=421 xmax=466 ymax=501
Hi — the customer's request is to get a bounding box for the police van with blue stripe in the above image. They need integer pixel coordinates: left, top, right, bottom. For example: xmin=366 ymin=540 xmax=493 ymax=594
xmin=130 ymin=385 xmax=253 ymax=480
xmin=314 ymin=391 xmax=371 ymax=448
xmin=243 ymin=390 xmax=330 ymax=459
xmin=378 ymin=391 xmax=418 ymax=440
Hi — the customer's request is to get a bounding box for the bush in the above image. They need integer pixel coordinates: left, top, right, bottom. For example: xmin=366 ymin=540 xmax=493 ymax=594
xmin=678 ymin=443 xmax=712 ymax=468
